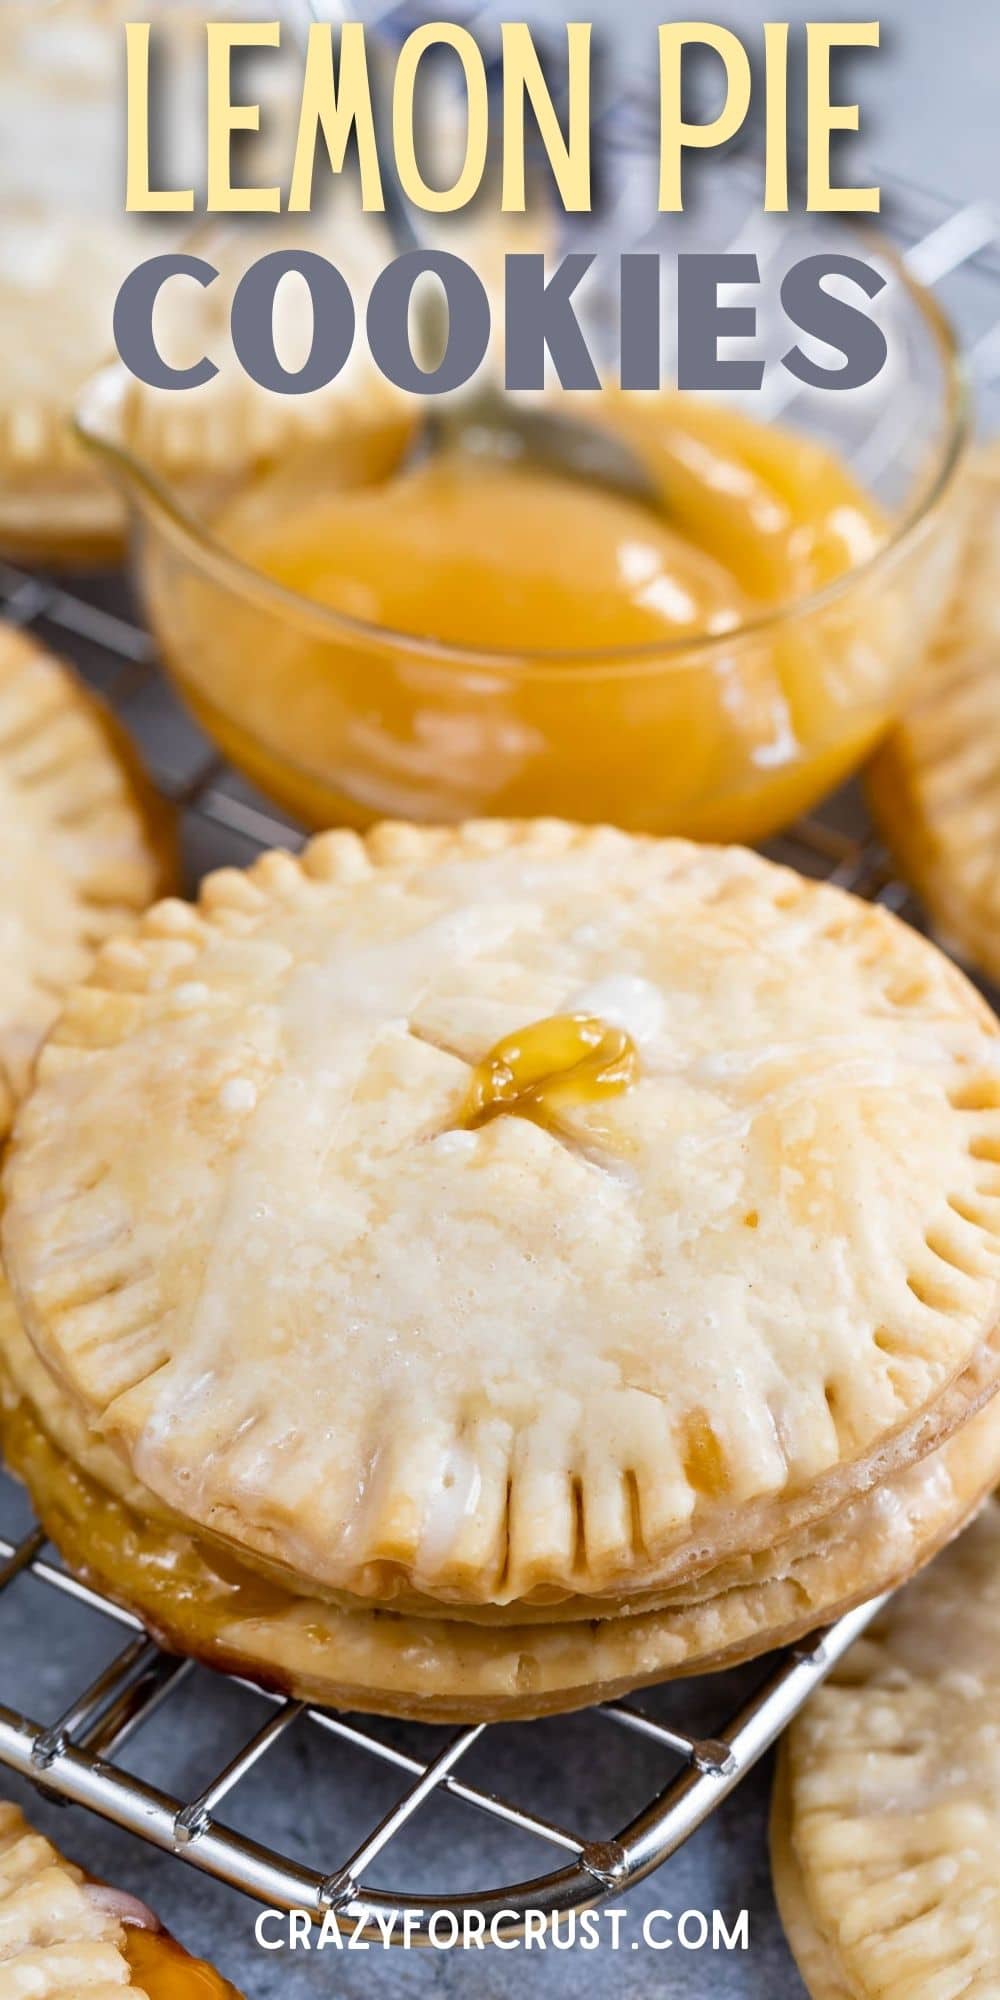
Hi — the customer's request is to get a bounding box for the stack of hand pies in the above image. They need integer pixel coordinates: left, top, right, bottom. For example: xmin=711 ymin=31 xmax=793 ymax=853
xmin=1 ymin=793 xmax=999 ymax=1722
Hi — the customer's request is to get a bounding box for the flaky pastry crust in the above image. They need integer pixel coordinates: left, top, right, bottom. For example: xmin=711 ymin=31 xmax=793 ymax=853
xmin=4 ymin=823 xmax=1000 ymax=1616
xmin=0 ymin=1797 xmax=242 ymax=1996
xmin=3 ymin=1343 xmax=1000 ymax=1723
xmin=0 ymin=625 xmax=174 ymax=1140
xmin=868 ymin=442 xmax=1000 ymax=987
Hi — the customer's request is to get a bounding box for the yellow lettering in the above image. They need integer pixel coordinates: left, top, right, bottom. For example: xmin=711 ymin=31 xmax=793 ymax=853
xmin=393 ymin=23 xmax=488 ymax=213
xmin=206 ymin=21 xmax=281 ymax=213
xmin=763 ymin=21 xmax=789 ymax=212
xmin=125 ymin=23 xmax=194 ymax=212
xmin=289 ymin=22 xmax=384 ymax=211
xmin=501 ymin=23 xmax=591 ymax=212
xmin=806 ymin=23 xmax=880 ymax=212
xmin=659 ymin=23 xmax=752 ymax=212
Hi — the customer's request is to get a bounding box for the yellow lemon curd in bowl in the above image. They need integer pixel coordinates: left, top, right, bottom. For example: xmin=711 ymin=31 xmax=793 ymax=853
xmin=137 ymin=389 xmax=959 ymax=842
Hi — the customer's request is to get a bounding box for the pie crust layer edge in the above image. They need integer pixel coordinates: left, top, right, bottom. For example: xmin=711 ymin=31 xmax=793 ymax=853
xmin=4 ymin=1335 xmax=1000 ymax=1723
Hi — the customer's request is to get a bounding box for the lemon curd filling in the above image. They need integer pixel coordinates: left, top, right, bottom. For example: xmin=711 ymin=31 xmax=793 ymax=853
xmin=220 ymin=394 xmax=886 ymax=645
xmin=460 ymin=1013 xmax=639 ymax=1134
xmin=140 ymin=386 xmax=935 ymax=842
xmin=123 ymin=1929 xmax=242 ymax=2000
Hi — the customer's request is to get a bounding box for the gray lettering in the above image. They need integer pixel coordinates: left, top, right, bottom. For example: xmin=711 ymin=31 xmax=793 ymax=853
xmin=677 ymin=253 xmax=763 ymax=391
xmin=230 ymin=249 xmax=355 ymax=394
xmin=505 ymin=252 xmax=599 ymax=391
xmin=366 ymin=250 xmax=491 ymax=393
xmin=781 ymin=254 xmax=888 ymax=387
xmin=620 ymin=253 xmax=661 ymax=390
xmin=113 ymin=253 xmax=218 ymax=389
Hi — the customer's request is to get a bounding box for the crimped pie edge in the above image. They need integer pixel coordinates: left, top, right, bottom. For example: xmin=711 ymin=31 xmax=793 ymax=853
xmin=4 ymin=820 xmax=1000 ymax=1609
xmin=774 ymin=1495 xmax=1000 ymax=2000
xmin=0 ymin=623 xmax=175 ymax=1138
xmin=5 ymin=1271 xmax=1000 ymax=1630
xmin=770 ymin=1765 xmax=853 ymax=2000
xmin=4 ymin=1363 xmax=1000 ymax=1724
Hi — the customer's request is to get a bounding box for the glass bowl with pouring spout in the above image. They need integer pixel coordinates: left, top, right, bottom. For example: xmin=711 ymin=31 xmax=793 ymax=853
xmin=75 ymin=192 xmax=967 ymax=844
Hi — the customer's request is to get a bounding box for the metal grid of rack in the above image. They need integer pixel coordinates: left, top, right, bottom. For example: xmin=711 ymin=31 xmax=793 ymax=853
xmin=0 ymin=169 xmax=999 ymax=1941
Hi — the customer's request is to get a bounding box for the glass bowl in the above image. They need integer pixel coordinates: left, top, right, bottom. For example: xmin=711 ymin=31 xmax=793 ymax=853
xmin=76 ymin=191 xmax=968 ymax=844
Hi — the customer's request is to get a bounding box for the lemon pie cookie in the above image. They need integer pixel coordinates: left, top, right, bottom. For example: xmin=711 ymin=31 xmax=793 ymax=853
xmin=772 ymin=1495 xmax=1000 ymax=1998
xmin=4 ymin=822 xmax=1000 ymax=1631
xmin=0 ymin=1797 xmax=243 ymax=1996
xmin=0 ymin=624 xmax=173 ymax=1140
xmin=868 ymin=442 xmax=1000 ymax=987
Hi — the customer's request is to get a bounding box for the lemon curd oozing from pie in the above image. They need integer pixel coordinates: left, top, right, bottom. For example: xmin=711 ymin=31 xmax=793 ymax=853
xmin=123 ymin=1926 xmax=243 ymax=1999
xmin=459 ymin=1012 xmax=639 ymax=1134
xmin=155 ymin=391 xmax=900 ymax=842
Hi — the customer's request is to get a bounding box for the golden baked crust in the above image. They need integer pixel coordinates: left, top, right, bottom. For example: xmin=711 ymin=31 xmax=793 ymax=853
xmin=868 ymin=442 xmax=1000 ymax=987
xmin=4 ymin=822 xmax=1000 ymax=1618
xmin=773 ymin=1496 xmax=1000 ymax=1999
xmin=0 ymin=625 xmax=174 ymax=1140
xmin=5 ymin=1335 xmax=1000 ymax=1723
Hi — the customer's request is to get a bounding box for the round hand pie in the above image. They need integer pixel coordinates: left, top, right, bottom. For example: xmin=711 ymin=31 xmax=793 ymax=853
xmin=0 ymin=1797 xmax=242 ymax=1996
xmin=772 ymin=1496 xmax=1000 ymax=1998
xmin=0 ymin=624 xmax=173 ymax=1141
xmin=868 ymin=442 xmax=1000 ymax=987
xmin=4 ymin=821 xmax=1000 ymax=1632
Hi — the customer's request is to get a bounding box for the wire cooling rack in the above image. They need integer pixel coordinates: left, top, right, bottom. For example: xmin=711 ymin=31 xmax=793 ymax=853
xmin=1 ymin=169 xmax=999 ymax=1943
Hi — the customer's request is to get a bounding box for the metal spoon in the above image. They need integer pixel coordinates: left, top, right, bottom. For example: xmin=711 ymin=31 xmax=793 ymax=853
xmin=302 ymin=0 xmax=663 ymax=514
